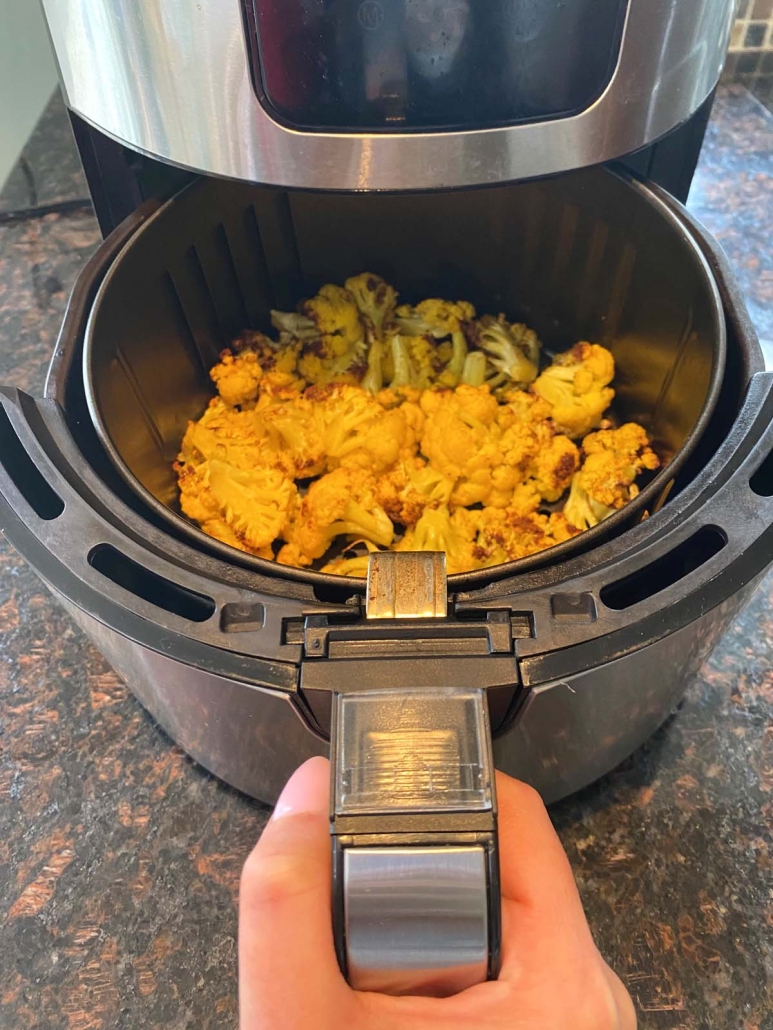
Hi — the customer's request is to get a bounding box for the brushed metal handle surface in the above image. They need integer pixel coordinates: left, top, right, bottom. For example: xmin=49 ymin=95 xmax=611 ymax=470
xmin=344 ymin=845 xmax=489 ymax=996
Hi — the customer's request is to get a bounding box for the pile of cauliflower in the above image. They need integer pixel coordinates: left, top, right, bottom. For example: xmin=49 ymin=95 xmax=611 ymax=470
xmin=175 ymin=273 xmax=660 ymax=576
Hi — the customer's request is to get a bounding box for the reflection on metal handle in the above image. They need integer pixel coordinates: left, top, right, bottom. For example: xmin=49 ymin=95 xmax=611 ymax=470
xmin=330 ymin=552 xmax=500 ymax=997
xmin=344 ymin=846 xmax=489 ymax=995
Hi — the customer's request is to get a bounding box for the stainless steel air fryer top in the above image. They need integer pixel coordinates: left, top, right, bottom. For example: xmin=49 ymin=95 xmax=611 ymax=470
xmin=42 ymin=0 xmax=734 ymax=190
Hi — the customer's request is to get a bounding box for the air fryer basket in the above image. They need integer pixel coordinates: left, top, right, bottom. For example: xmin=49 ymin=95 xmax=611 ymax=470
xmin=83 ymin=166 xmax=726 ymax=586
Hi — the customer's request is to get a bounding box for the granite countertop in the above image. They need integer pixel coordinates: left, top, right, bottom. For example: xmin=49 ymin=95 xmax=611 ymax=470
xmin=1 ymin=87 xmax=772 ymax=1030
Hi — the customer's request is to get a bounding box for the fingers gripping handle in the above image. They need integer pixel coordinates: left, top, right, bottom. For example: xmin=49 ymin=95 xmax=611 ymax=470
xmin=330 ymin=552 xmax=501 ymax=996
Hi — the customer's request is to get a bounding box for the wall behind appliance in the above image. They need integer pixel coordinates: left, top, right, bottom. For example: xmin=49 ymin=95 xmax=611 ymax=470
xmin=0 ymin=0 xmax=57 ymax=189
xmin=726 ymin=0 xmax=773 ymax=79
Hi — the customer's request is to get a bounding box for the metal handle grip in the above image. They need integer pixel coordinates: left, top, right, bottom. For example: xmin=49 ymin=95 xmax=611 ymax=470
xmin=330 ymin=552 xmax=501 ymax=997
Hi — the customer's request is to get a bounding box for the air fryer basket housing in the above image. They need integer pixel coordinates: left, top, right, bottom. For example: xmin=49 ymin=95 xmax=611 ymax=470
xmin=83 ymin=166 xmax=725 ymax=587
xmin=0 ymin=170 xmax=769 ymax=810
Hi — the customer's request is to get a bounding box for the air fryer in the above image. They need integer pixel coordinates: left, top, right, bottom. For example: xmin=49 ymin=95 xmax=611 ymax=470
xmin=1 ymin=0 xmax=764 ymax=999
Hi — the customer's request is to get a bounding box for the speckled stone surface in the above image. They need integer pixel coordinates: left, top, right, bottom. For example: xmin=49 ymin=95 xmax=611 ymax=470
xmin=690 ymin=87 xmax=773 ymax=352
xmin=0 ymin=87 xmax=772 ymax=1030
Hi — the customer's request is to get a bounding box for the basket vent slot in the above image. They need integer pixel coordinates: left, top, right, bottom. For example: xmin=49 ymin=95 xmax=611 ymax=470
xmin=88 ymin=544 xmax=215 ymax=623
xmin=0 ymin=406 xmax=64 ymax=520
xmin=600 ymin=526 xmax=726 ymax=611
xmin=750 ymin=446 xmax=773 ymax=497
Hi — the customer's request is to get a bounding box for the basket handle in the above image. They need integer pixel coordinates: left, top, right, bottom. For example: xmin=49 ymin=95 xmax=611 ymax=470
xmin=329 ymin=552 xmax=501 ymax=996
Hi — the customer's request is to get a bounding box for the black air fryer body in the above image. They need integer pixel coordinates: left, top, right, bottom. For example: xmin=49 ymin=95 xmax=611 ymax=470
xmin=4 ymin=0 xmax=772 ymax=993
xmin=1 ymin=154 xmax=771 ymax=804
xmin=0 ymin=0 xmax=767 ymax=805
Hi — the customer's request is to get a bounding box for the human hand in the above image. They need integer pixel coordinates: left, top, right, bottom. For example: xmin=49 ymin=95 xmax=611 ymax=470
xmin=240 ymin=757 xmax=636 ymax=1029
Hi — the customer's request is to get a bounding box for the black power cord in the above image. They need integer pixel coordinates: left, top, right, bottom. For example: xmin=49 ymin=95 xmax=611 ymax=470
xmin=0 ymin=198 xmax=93 ymax=226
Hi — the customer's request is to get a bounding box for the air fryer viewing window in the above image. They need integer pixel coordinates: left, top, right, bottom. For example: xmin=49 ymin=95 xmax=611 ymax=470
xmin=249 ymin=0 xmax=629 ymax=130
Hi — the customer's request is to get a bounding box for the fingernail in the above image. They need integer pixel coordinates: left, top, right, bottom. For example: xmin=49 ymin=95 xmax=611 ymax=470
xmin=271 ymin=756 xmax=330 ymax=821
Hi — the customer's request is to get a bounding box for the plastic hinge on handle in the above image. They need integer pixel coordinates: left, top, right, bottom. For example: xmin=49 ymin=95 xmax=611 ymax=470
xmin=330 ymin=552 xmax=501 ymax=997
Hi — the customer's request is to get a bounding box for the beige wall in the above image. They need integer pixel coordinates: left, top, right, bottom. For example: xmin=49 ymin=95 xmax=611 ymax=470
xmin=0 ymin=0 xmax=58 ymax=189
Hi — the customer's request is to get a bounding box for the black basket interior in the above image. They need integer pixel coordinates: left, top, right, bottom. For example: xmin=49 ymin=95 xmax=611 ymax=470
xmin=82 ymin=166 xmax=726 ymax=581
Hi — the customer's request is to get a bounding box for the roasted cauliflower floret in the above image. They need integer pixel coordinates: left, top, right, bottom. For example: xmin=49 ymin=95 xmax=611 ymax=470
xmin=345 ymin=273 xmax=398 ymax=340
xmin=257 ymin=393 xmax=327 ymax=479
xmin=420 ymin=383 xmax=499 ymax=427
xmin=280 ymin=467 xmax=394 ymax=563
xmin=397 ymin=505 xmax=478 ymax=575
xmin=532 ymin=342 xmax=615 ymax=438
xmin=441 ymin=333 xmax=468 ymax=385
xmin=376 ymin=458 xmax=455 ymax=525
xmin=269 ymin=310 xmax=319 ymax=341
xmin=296 ymin=348 xmax=367 ymax=388
xmin=435 ymin=413 xmax=578 ymax=510
xmin=396 ymin=298 xmax=475 ymax=338
xmin=177 ymin=462 xmax=221 ymax=525
xmin=496 ymin=390 xmax=554 ymax=429
xmin=495 ymin=419 xmax=554 ymax=477
xmin=362 ymin=337 xmax=385 ymax=394
xmin=528 ymin=433 xmax=581 ymax=503
xmin=179 ymin=400 xmax=295 ymax=476
xmin=468 ymin=314 xmax=540 ymax=388
xmin=564 ymin=422 xmax=660 ymax=530
xmin=420 ymin=385 xmax=501 ymax=503
xmin=274 ymin=542 xmax=313 ymax=568
xmin=461 ymin=351 xmax=488 ymax=387
xmin=507 ymin=482 xmax=544 ymax=517
xmin=419 ymin=384 xmax=569 ymax=509
xmin=302 ymin=283 xmax=363 ymax=354
xmin=470 ymin=508 xmax=580 ymax=566
xmin=387 ymin=334 xmax=436 ymax=391
xmin=200 ymin=517 xmax=274 ymax=559
xmin=271 ymin=284 xmax=355 ymax=347
xmin=472 ymin=422 xmax=578 ymax=508
xmin=563 ymin=476 xmax=617 ymax=532
xmin=383 ymin=331 xmax=458 ymax=392
xmin=255 ymin=370 xmax=305 ymax=399
xmin=320 ymin=540 xmax=383 ymax=578
xmin=186 ymin=459 xmax=297 ymax=552
xmin=395 ymin=298 xmax=475 ymax=386
xmin=232 ymin=330 xmax=300 ymax=378
xmin=319 ymin=553 xmax=373 ymax=577
xmin=307 ymin=382 xmax=417 ymax=474
xmin=209 ymin=349 xmax=264 ymax=408
xmin=581 ymin=422 xmax=660 ymax=487
xmin=272 ymin=284 xmax=367 ymax=386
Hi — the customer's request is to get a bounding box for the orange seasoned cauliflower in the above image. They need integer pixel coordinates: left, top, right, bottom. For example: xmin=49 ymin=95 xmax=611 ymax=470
xmin=468 ymin=314 xmax=539 ymax=388
xmin=469 ymin=508 xmax=580 ymax=567
xmin=564 ymin=423 xmax=660 ymax=530
xmin=179 ymin=458 xmax=297 ymax=553
xmin=177 ymin=275 xmax=655 ymax=577
xmin=179 ymin=400 xmax=291 ymax=475
xmin=279 ymin=467 xmax=394 ymax=564
xmin=209 ymin=349 xmax=264 ymax=408
xmin=396 ymin=505 xmax=478 ymax=575
xmin=345 ymin=273 xmax=398 ymax=341
xmin=532 ymin=342 xmax=615 ymax=438
xmin=256 ymin=393 xmax=327 ymax=479
xmin=314 ymin=383 xmax=418 ymax=474
xmin=376 ymin=458 xmax=455 ymax=525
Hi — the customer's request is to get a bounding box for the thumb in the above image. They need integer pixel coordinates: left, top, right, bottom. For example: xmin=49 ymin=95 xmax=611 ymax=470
xmin=239 ymin=757 xmax=350 ymax=1029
